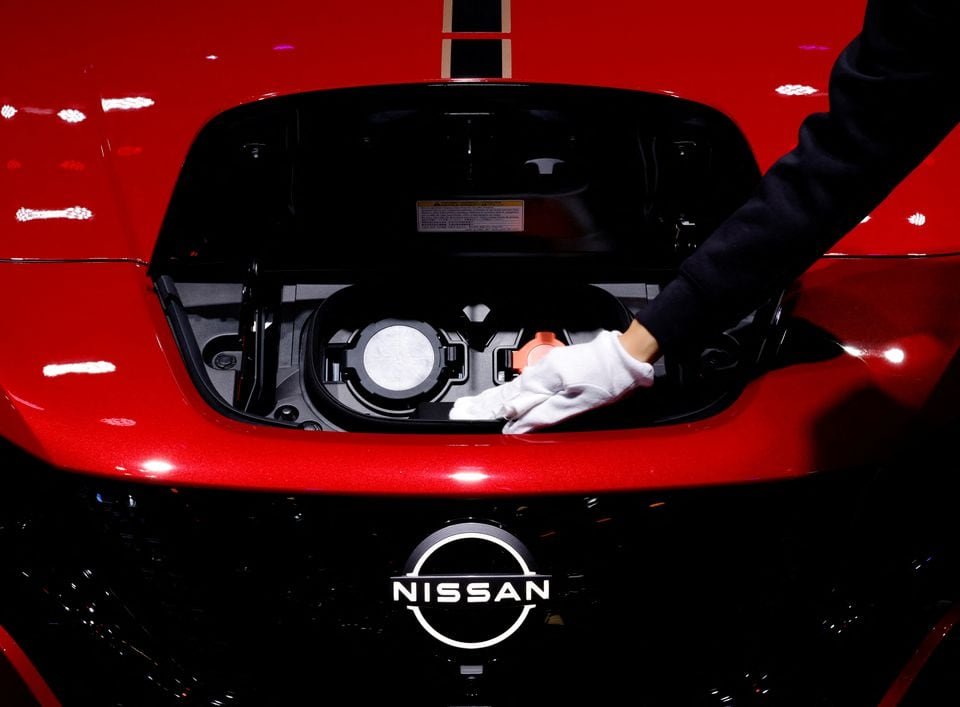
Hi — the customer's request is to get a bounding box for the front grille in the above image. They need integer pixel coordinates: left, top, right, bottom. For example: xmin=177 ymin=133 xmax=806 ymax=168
xmin=1 ymin=441 xmax=956 ymax=706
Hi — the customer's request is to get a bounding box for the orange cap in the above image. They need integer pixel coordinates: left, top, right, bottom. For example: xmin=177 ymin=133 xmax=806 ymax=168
xmin=511 ymin=331 xmax=565 ymax=372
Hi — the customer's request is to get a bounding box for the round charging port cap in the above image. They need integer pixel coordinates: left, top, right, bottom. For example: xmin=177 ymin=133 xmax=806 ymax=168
xmin=363 ymin=324 xmax=436 ymax=392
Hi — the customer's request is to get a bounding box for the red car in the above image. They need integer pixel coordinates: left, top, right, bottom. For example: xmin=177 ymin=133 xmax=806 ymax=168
xmin=2 ymin=0 xmax=958 ymax=704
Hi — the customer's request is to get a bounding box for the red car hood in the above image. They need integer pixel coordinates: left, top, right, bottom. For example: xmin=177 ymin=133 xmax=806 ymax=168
xmin=1 ymin=0 xmax=956 ymax=261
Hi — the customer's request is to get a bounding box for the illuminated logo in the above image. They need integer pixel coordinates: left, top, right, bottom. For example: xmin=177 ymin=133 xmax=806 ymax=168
xmin=391 ymin=522 xmax=550 ymax=650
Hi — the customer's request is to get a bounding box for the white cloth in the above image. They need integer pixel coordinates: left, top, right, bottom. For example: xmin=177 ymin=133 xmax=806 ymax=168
xmin=449 ymin=330 xmax=655 ymax=434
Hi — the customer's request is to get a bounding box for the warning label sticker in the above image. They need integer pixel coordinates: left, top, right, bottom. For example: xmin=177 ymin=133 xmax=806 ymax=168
xmin=416 ymin=200 xmax=524 ymax=233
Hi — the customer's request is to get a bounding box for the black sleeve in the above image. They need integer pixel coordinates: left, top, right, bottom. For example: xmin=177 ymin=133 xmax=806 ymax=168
xmin=636 ymin=0 xmax=958 ymax=355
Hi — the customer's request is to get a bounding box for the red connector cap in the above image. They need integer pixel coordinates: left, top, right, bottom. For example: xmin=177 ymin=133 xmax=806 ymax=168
xmin=511 ymin=331 xmax=566 ymax=373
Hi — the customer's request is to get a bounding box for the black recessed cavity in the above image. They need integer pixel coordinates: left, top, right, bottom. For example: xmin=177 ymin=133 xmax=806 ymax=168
xmin=450 ymin=39 xmax=503 ymax=78
xmin=451 ymin=0 xmax=502 ymax=32
xmin=151 ymin=83 xmax=777 ymax=433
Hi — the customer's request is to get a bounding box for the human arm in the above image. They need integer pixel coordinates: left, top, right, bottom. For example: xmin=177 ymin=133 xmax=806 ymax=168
xmin=637 ymin=0 xmax=958 ymax=355
xmin=452 ymin=0 xmax=958 ymax=432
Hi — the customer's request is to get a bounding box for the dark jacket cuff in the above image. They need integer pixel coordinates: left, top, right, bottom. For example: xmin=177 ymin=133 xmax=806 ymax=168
xmin=635 ymin=274 xmax=711 ymax=357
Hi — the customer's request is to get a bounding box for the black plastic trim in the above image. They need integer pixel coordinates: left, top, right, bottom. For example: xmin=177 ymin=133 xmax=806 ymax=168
xmin=154 ymin=276 xmax=301 ymax=430
xmin=450 ymin=39 xmax=504 ymax=78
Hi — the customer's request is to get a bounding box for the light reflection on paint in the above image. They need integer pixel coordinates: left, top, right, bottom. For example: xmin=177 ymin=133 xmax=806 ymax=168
xmin=451 ymin=471 xmax=489 ymax=483
xmin=860 ymin=215 xmax=872 ymax=224
xmin=57 ymin=108 xmax=86 ymax=123
xmin=272 ymin=43 xmax=295 ymax=51
xmin=205 ymin=54 xmax=219 ymax=60
xmin=842 ymin=345 xmax=905 ymax=364
xmin=775 ymin=84 xmax=818 ymax=96
xmin=101 ymin=96 xmax=155 ymax=112
xmin=16 ymin=206 xmax=93 ymax=222
xmin=1 ymin=104 xmax=16 ymax=119
xmin=42 ymin=361 xmax=116 ymax=377
xmin=884 ymin=348 xmax=905 ymax=364
xmin=100 ymin=417 xmax=137 ymax=427
xmin=907 ymin=212 xmax=927 ymax=227
xmin=8 ymin=392 xmax=44 ymax=411
xmin=798 ymin=44 xmax=830 ymax=51
xmin=141 ymin=460 xmax=174 ymax=473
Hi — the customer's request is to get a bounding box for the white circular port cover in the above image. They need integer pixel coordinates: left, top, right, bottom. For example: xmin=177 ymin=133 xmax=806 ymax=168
xmin=362 ymin=325 xmax=436 ymax=392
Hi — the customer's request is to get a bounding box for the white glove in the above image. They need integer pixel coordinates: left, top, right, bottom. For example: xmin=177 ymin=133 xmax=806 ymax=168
xmin=449 ymin=330 xmax=655 ymax=434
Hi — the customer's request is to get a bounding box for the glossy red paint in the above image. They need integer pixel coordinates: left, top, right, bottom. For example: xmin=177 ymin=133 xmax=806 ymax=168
xmin=1 ymin=0 xmax=957 ymax=261
xmin=0 ymin=255 xmax=957 ymax=496
xmin=0 ymin=0 xmax=958 ymax=495
xmin=878 ymin=602 xmax=960 ymax=706
xmin=0 ymin=626 xmax=61 ymax=707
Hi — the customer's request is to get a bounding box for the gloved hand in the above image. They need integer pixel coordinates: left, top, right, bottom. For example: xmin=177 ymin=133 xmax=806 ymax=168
xmin=449 ymin=330 xmax=655 ymax=434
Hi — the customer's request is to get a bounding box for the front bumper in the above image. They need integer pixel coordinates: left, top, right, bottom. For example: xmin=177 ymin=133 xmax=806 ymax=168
xmin=2 ymin=436 xmax=958 ymax=705
xmin=1 ymin=255 xmax=959 ymax=495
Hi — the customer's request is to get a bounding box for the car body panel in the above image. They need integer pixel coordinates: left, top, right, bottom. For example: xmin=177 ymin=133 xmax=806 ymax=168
xmin=0 ymin=625 xmax=60 ymax=707
xmin=2 ymin=0 xmax=957 ymax=261
xmin=0 ymin=255 xmax=957 ymax=495
xmin=878 ymin=602 xmax=960 ymax=707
